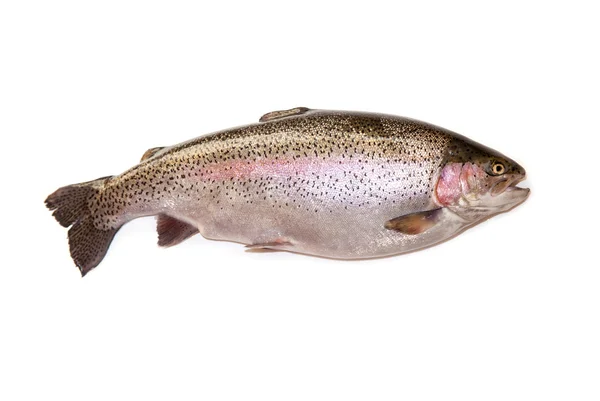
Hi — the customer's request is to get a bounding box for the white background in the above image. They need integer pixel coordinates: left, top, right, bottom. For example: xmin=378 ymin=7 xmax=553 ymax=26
xmin=1 ymin=1 xmax=598 ymax=400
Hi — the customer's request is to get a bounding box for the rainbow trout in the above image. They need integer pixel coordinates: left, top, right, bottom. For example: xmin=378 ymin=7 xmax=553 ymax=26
xmin=46 ymin=108 xmax=529 ymax=276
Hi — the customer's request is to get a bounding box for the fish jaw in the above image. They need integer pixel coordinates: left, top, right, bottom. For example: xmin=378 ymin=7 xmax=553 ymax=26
xmin=491 ymin=184 xmax=530 ymax=210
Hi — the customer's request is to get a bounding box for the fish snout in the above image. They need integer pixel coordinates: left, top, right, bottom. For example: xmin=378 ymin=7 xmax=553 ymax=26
xmin=491 ymin=169 xmax=528 ymax=197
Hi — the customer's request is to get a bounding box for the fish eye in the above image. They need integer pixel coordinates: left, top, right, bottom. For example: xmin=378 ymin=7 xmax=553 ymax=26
xmin=491 ymin=162 xmax=506 ymax=175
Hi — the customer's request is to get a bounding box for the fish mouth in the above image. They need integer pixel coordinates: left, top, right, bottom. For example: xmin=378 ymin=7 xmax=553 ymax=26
xmin=491 ymin=175 xmax=530 ymax=197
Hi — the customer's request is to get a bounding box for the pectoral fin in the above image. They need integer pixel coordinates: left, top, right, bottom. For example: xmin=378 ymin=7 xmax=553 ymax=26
xmin=156 ymin=214 xmax=199 ymax=247
xmin=384 ymin=208 xmax=443 ymax=235
xmin=259 ymin=107 xmax=310 ymax=122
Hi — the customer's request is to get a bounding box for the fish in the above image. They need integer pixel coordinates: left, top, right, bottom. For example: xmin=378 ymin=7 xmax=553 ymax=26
xmin=45 ymin=107 xmax=530 ymax=276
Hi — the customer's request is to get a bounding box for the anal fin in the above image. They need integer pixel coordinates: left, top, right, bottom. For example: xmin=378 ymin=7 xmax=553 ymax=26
xmin=384 ymin=208 xmax=443 ymax=235
xmin=157 ymin=214 xmax=199 ymax=247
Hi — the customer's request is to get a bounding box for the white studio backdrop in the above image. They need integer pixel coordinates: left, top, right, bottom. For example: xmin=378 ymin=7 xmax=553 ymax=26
xmin=1 ymin=1 xmax=598 ymax=400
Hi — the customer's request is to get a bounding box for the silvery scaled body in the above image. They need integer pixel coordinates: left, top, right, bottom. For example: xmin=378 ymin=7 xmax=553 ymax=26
xmin=46 ymin=108 xmax=529 ymax=275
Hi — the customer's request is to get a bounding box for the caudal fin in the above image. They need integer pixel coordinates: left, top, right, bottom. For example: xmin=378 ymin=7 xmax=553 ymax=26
xmin=45 ymin=176 xmax=120 ymax=276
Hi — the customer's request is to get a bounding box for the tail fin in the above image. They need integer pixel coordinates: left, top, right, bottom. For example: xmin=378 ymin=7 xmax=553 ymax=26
xmin=45 ymin=176 xmax=120 ymax=276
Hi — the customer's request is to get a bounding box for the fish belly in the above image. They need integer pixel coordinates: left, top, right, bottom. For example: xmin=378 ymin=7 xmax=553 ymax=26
xmin=167 ymin=159 xmax=464 ymax=258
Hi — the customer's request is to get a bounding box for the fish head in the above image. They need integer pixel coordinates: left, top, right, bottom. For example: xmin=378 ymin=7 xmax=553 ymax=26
xmin=435 ymin=135 xmax=530 ymax=222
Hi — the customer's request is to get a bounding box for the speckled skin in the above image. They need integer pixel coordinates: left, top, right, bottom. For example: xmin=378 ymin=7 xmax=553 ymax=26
xmin=84 ymin=108 xmax=528 ymax=260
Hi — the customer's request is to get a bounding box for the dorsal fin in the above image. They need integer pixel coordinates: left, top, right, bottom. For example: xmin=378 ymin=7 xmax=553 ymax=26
xmin=259 ymin=107 xmax=310 ymax=122
xmin=140 ymin=146 xmax=165 ymax=161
